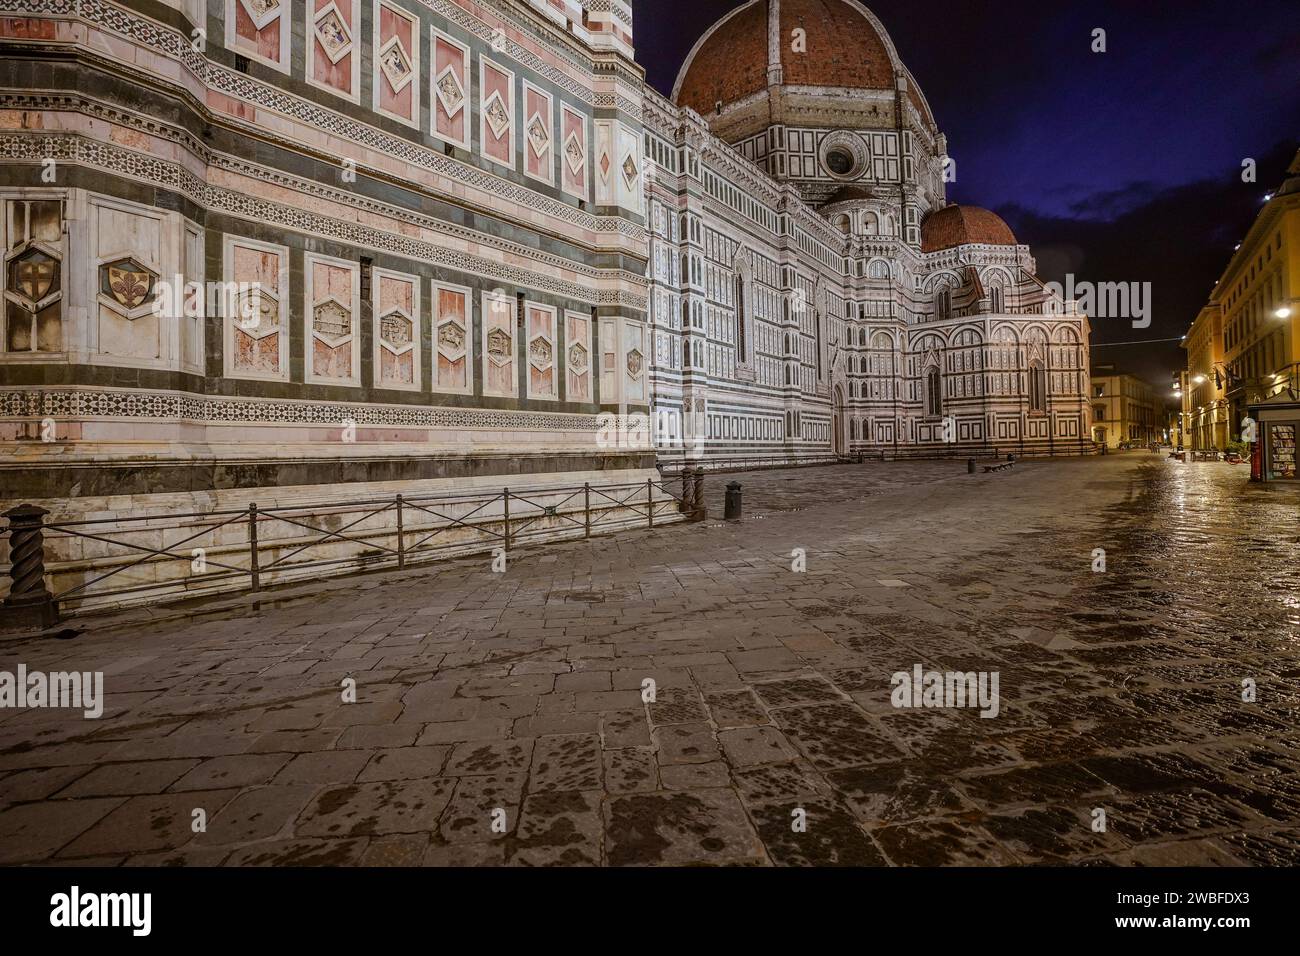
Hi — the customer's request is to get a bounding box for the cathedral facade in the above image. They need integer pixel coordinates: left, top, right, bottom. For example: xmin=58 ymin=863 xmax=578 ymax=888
xmin=645 ymin=0 xmax=1092 ymax=466
xmin=0 ymin=0 xmax=1091 ymax=526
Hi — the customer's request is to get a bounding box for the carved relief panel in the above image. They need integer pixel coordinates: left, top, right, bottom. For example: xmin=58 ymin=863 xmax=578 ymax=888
xmin=91 ymin=196 xmax=166 ymax=364
xmin=373 ymin=268 xmax=420 ymax=391
xmin=525 ymin=301 xmax=557 ymax=400
xmin=305 ymin=253 xmax=361 ymax=387
xmin=623 ymin=318 xmax=646 ymax=404
xmin=523 ymin=82 xmax=553 ymax=185
xmin=224 ymin=235 xmax=289 ymax=382
xmin=565 ymin=310 xmax=591 ymax=403
xmin=482 ymin=290 xmax=517 ymax=398
xmin=307 ymin=0 xmax=360 ymax=102
xmin=226 ymin=0 xmax=290 ymax=74
xmin=431 ymin=28 xmax=470 ymax=149
xmin=561 ymin=105 xmax=588 ymax=201
xmin=433 ymin=282 xmax=472 ymax=395
xmin=375 ymin=0 xmax=419 ymax=127
xmin=480 ymin=59 xmax=515 ymax=169
xmin=2 ymin=196 xmax=64 ymax=356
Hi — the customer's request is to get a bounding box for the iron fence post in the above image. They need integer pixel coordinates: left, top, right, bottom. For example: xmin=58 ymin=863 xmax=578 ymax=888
xmin=584 ymin=483 xmax=591 ymax=538
xmin=248 ymin=503 xmax=261 ymax=592
xmin=647 ymin=479 xmax=654 ymax=529
xmin=680 ymin=469 xmax=691 ymax=513
xmin=503 ymin=488 xmax=511 ymax=552
xmin=395 ymin=494 xmax=406 ymax=570
xmin=1 ymin=504 xmax=58 ymax=628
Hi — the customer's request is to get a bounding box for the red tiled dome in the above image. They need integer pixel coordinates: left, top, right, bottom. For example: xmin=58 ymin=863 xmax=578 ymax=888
xmin=920 ymin=205 xmax=1018 ymax=252
xmin=673 ymin=0 xmax=932 ymax=125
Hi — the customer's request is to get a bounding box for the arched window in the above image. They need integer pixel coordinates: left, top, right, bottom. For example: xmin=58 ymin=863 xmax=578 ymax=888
xmin=989 ymin=286 xmax=1004 ymax=313
xmin=936 ymin=287 xmax=951 ymax=321
xmin=925 ymin=366 xmax=942 ymax=417
xmin=868 ymin=259 xmax=890 ymax=280
xmin=1029 ymin=361 xmax=1047 ymax=412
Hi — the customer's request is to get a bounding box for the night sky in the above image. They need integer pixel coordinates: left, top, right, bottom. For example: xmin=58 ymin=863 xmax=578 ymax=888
xmin=634 ymin=0 xmax=1300 ymax=394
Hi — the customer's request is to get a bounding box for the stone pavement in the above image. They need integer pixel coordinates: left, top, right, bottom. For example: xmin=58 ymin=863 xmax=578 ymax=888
xmin=1 ymin=454 xmax=1298 ymax=866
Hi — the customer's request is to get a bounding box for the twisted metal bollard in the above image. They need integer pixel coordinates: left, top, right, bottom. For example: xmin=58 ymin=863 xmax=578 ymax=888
xmin=2 ymin=504 xmax=59 ymax=628
xmin=691 ymin=467 xmax=707 ymax=521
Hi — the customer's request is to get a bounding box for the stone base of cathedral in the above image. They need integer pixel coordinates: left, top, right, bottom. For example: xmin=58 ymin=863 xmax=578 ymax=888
xmin=0 ymin=439 xmax=679 ymax=618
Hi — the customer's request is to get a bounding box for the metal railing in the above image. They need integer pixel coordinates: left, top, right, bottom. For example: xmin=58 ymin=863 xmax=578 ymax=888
xmin=656 ymin=453 xmax=838 ymax=477
xmin=657 ymin=441 xmax=1098 ymax=474
xmin=0 ymin=476 xmax=703 ymax=624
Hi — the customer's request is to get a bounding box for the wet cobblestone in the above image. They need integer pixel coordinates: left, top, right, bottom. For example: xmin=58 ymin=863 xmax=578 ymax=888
xmin=1 ymin=455 xmax=1297 ymax=865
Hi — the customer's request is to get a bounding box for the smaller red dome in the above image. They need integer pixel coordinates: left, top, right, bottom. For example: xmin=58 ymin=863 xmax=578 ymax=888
xmin=921 ymin=205 xmax=1018 ymax=252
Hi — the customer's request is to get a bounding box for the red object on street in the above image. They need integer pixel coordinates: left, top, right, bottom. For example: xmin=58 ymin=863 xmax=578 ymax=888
xmin=1250 ymin=440 xmax=1263 ymax=481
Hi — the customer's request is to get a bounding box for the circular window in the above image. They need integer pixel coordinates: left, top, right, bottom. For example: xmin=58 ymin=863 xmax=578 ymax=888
xmin=819 ymin=132 xmax=866 ymax=181
xmin=826 ymin=149 xmax=854 ymax=176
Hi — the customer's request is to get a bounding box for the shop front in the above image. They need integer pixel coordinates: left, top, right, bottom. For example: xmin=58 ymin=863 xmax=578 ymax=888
xmin=1247 ymin=393 xmax=1300 ymax=482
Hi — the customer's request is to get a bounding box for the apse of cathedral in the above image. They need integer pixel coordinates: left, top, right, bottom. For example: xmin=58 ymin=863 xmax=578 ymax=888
xmin=0 ymin=0 xmax=1091 ymax=523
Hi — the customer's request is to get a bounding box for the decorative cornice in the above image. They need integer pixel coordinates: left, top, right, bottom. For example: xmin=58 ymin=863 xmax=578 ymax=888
xmin=0 ymin=386 xmax=610 ymax=431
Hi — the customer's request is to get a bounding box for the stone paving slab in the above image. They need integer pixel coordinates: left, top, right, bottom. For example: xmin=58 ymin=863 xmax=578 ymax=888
xmin=1 ymin=456 xmax=1298 ymax=865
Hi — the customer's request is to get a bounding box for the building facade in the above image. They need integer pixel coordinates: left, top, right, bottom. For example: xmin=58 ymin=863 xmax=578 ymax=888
xmin=1214 ymin=151 xmax=1300 ymax=443
xmin=1090 ymin=367 xmax=1157 ymax=449
xmin=1182 ymin=304 xmax=1229 ymax=450
xmin=0 ymin=0 xmax=1093 ymax=528
xmin=1 ymin=0 xmax=656 ymax=516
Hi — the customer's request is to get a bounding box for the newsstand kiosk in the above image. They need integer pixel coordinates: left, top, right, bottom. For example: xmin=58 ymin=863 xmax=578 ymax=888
xmin=1247 ymin=392 xmax=1300 ymax=484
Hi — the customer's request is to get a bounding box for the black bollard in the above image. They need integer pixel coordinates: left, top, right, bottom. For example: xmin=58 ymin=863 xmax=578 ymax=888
xmin=724 ymin=481 xmax=743 ymax=521
xmin=968 ymin=458 xmax=976 ymax=474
